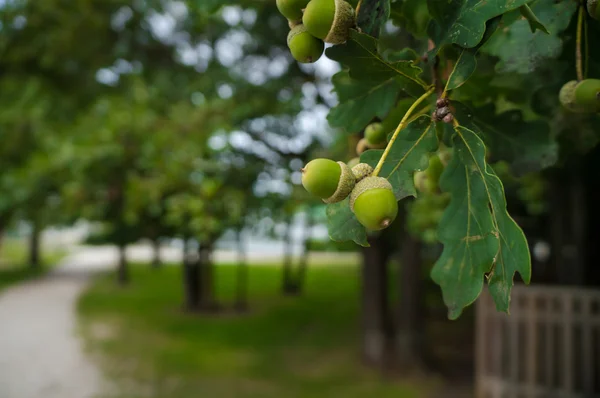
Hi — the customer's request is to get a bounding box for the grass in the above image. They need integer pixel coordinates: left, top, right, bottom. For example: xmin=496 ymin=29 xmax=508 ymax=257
xmin=78 ymin=264 xmax=435 ymax=398
xmin=0 ymin=237 xmax=66 ymax=292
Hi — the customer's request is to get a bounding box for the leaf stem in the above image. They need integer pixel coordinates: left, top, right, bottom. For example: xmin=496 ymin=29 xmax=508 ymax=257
xmin=576 ymin=4 xmax=584 ymax=81
xmin=356 ymin=0 xmax=363 ymax=15
xmin=372 ymin=87 xmax=435 ymax=177
xmin=584 ymin=9 xmax=589 ymax=79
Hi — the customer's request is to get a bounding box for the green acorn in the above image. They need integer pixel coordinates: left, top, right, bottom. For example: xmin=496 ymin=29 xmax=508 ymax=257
xmin=351 ymin=163 xmax=373 ymax=182
xmin=438 ymin=144 xmax=453 ymax=167
xmin=356 ymin=138 xmax=369 ymax=155
xmin=414 ymin=155 xmax=444 ymax=194
xmin=588 ymin=0 xmax=600 ymax=20
xmin=347 ymin=157 xmax=360 ymax=168
xmin=350 ymin=177 xmax=398 ymax=231
xmin=559 ymin=79 xmax=600 ymax=113
xmin=303 ymin=0 xmax=355 ymax=44
xmin=301 ymin=158 xmax=355 ymax=204
xmin=364 ymin=122 xmax=387 ymax=147
xmin=277 ymin=0 xmax=310 ymax=22
xmin=287 ymin=25 xmax=324 ymax=64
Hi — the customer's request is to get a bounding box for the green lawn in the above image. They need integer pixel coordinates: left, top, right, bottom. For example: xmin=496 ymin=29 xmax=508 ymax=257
xmin=78 ymin=264 xmax=435 ymax=398
xmin=0 ymin=237 xmax=65 ymax=292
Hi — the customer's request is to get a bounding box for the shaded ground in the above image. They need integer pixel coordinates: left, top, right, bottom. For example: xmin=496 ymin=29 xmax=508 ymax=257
xmin=78 ymin=264 xmax=437 ymax=398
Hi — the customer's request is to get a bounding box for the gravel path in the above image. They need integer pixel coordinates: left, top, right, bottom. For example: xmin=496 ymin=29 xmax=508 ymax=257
xmin=0 ymin=252 xmax=109 ymax=398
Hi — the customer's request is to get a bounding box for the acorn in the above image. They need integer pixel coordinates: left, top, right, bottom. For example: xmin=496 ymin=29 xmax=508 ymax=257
xmin=301 ymin=158 xmax=355 ymax=204
xmin=438 ymin=145 xmax=453 ymax=167
xmin=287 ymin=25 xmax=324 ymax=64
xmin=413 ymin=171 xmax=436 ymax=194
xmin=351 ymin=163 xmax=373 ymax=182
xmin=303 ymin=0 xmax=355 ymax=44
xmin=588 ymin=0 xmax=600 ymax=20
xmin=347 ymin=157 xmax=360 ymax=168
xmin=559 ymin=79 xmax=600 ymax=113
xmin=364 ymin=122 xmax=387 ymax=148
xmin=356 ymin=138 xmax=369 ymax=155
xmin=350 ymin=177 xmax=398 ymax=231
xmin=414 ymin=154 xmax=444 ymax=194
xmin=277 ymin=0 xmax=310 ymax=22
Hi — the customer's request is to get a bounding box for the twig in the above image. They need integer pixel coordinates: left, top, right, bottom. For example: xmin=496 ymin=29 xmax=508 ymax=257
xmin=576 ymin=4 xmax=584 ymax=81
xmin=372 ymin=87 xmax=436 ymax=177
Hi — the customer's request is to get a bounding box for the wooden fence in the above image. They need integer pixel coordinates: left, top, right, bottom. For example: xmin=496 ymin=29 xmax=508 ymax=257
xmin=475 ymin=285 xmax=600 ymax=398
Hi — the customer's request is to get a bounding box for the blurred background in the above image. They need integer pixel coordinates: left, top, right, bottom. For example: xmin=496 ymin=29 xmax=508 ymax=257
xmin=0 ymin=1 xmax=599 ymax=398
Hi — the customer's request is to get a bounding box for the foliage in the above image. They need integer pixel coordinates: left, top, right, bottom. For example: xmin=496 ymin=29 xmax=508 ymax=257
xmin=290 ymin=0 xmax=600 ymax=318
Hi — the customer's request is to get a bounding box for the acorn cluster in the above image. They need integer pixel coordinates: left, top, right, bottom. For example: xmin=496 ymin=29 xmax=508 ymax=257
xmin=277 ymin=0 xmax=356 ymax=64
xmin=302 ymin=122 xmax=398 ymax=231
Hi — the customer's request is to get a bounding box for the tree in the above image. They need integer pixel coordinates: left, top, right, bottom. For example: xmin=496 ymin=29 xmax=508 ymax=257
xmin=282 ymin=0 xmax=600 ymax=320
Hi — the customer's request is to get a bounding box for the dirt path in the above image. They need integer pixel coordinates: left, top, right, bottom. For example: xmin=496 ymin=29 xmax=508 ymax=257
xmin=0 ymin=253 xmax=108 ymax=398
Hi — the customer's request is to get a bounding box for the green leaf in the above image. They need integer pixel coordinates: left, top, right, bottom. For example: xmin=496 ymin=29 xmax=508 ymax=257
xmin=445 ymin=16 xmax=501 ymax=91
xmin=427 ymin=0 xmax=529 ymax=53
xmin=328 ymin=71 xmax=400 ymax=133
xmin=431 ymin=126 xmax=531 ymax=319
xmin=195 ymin=0 xmax=223 ymax=13
xmin=326 ymin=30 xmax=428 ymax=97
xmin=326 ymin=198 xmax=369 ymax=246
xmin=360 ymin=116 xmax=439 ymax=200
xmin=519 ymin=5 xmax=550 ymax=34
xmin=357 ymin=0 xmax=391 ymax=38
xmin=390 ymin=0 xmax=431 ymax=37
xmin=453 ymin=102 xmax=557 ymax=175
xmin=481 ymin=0 xmax=577 ymax=74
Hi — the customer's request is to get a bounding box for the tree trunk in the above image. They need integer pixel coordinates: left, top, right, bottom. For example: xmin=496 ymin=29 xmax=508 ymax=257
xmin=281 ymin=219 xmax=295 ymax=295
xmin=117 ymin=243 xmax=129 ymax=285
xmin=234 ymin=228 xmax=248 ymax=312
xmin=293 ymin=212 xmax=313 ymax=295
xmin=29 ymin=220 xmax=41 ymax=269
xmin=151 ymin=238 xmax=162 ymax=269
xmin=198 ymin=242 xmax=217 ymax=311
xmin=360 ymin=236 xmax=392 ymax=370
xmin=396 ymin=229 xmax=427 ymax=370
xmin=183 ymin=256 xmax=200 ymax=311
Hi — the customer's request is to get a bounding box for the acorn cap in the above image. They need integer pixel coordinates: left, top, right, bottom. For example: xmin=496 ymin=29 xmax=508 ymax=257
xmin=325 ymin=0 xmax=355 ymax=44
xmin=588 ymin=0 xmax=599 ymax=20
xmin=323 ymin=161 xmax=356 ymax=204
xmin=559 ymin=80 xmax=580 ymax=113
xmin=288 ymin=19 xmax=301 ymax=29
xmin=351 ymin=163 xmax=373 ymax=182
xmin=349 ymin=176 xmax=393 ymax=211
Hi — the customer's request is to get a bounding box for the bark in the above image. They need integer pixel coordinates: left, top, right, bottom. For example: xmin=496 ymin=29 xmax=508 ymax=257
xmin=396 ymin=230 xmax=427 ymax=370
xmin=29 ymin=220 xmax=41 ymax=269
xmin=360 ymin=236 xmax=393 ymax=369
xmin=198 ymin=242 xmax=217 ymax=311
xmin=117 ymin=243 xmax=129 ymax=285
xmin=183 ymin=256 xmax=200 ymax=311
xmin=234 ymin=228 xmax=248 ymax=311
xmin=151 ymin=238 xmax=162 ymax=269
xmin=293 ymin=212 xmax=313 ymax=295
xmin=281 ymin=219 xmax=295 ymax=295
